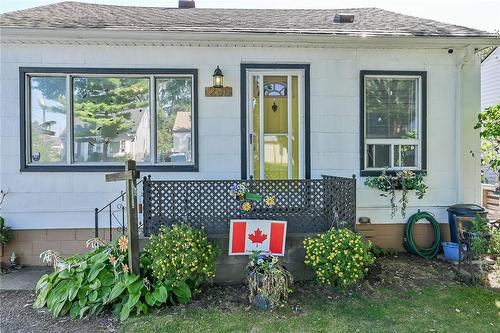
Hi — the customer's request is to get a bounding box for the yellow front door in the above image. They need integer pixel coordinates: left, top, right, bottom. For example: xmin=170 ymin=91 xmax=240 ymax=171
xmin=249 ymin=73 xmax=302 ymax=180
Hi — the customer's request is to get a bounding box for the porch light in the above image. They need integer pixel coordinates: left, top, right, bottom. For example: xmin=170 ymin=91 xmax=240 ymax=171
xmin=212 ymin=66 xmax=224 ymax=88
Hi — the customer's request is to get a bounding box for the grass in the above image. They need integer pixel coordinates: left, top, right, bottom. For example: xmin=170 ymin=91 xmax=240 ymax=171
xmin=121 ymin=284 xmax=499 ymax=333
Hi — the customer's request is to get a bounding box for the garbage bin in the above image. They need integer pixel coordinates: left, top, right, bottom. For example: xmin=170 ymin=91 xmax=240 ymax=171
xmin=447 ymin=204 xmax=487 ymax=243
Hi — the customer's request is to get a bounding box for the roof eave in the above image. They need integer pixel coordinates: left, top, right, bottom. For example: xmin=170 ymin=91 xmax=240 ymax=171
xmin=1 ymin=27 xmax=499 ymax=48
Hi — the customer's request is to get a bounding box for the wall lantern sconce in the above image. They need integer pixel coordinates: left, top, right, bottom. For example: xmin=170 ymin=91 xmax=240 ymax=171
xmin=212 ymin=66 xmax=224 ymax=88
xmin=205 ymin=66 xmax=232 ymax=97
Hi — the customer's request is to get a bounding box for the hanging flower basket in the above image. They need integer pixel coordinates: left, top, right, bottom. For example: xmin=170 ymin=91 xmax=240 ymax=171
xmin=364 ymin=169 xmax=428 ymax=218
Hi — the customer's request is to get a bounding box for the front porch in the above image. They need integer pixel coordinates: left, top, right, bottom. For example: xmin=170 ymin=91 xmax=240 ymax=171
xmin=95 ymin=174 xmax=356 ymax=283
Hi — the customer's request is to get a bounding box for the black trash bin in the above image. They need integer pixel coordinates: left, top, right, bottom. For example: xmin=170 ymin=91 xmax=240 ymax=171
xmin=447 ymin=204 xmax=487 ymax=243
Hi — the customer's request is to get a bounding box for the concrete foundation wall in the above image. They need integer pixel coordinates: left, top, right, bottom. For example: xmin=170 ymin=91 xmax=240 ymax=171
xmin=208 ymin=233 xmax=314 ymax=284
xmin=0 ymin=228 xmax=121 ymax=266
xmin=356 ymin=223 xmax=451 ymax=252
xmin=2 ymin=224 xmax=450 ymax=283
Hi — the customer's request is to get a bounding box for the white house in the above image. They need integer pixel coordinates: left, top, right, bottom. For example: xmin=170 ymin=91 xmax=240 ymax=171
xmin=481 ymin=47 xmax=500 ymax=110
xmin=480 ymin=47 xmax=499 ymax=184
xmin=0 ymin=1 xmax=498 ymax=265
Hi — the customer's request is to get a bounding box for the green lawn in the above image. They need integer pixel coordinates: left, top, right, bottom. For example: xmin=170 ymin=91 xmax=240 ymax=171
xmin=121 ymin=285 xmax=499 ymax=333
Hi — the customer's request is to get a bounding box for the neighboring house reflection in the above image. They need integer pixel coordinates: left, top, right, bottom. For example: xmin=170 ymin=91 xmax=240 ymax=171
xmin=171 ymin=111 xmax=192 ymax=163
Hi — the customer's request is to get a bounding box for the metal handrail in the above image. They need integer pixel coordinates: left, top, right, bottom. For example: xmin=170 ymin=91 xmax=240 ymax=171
xmin=94 ymin=178 xmax=145 ymax=240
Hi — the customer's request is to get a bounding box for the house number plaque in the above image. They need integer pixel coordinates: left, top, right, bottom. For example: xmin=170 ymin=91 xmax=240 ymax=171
xmin=205 ymin=86 xmax=232 ymax=97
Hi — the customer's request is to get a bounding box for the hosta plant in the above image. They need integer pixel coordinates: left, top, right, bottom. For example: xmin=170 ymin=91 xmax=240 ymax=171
xmin=304 ymin=228 xmax=374 ymax=287
xmin=33 ymin=236 xmax=189 ymax=321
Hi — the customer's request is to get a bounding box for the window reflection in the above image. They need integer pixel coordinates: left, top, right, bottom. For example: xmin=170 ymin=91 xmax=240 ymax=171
xmin=29 ymin=76 xmax=67 ymax=163
xmin=72 ymin=77 xmax=150 ymax=163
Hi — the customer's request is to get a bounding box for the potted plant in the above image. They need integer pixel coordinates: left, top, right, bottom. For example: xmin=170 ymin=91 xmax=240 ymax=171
xmin=246 ymin=251 xmax=293 ymax=310
xmin=0 ymin=216 xmax=12 ymax=258
xmin=364 ymin=169 xmax=427 ymax=218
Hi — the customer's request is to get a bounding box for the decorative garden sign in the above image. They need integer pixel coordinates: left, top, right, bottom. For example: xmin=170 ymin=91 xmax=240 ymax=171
xmin=229 ymin=219 xmax=287 ymax=256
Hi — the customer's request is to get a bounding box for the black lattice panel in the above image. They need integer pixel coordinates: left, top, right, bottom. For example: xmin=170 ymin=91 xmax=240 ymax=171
xmin=143 ymin=177 xmax=356 ymax=236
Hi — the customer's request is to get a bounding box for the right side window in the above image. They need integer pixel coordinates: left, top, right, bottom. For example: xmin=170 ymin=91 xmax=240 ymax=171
xmin=362 ymin=72 xmax=425 ymax=173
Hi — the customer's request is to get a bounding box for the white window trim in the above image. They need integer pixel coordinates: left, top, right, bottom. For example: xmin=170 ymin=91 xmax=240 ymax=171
xmin=363 ymin=74 xmax=423 ymax=171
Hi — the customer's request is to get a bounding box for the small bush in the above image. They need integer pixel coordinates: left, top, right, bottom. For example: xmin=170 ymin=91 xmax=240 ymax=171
xmin=144 ymin=225 xmax=220 ymax=288
xmin=304 ymin=228 xmax=375 ymax=287
xmin=488 ymin=228 xmax=500 ymax=255
xmin=371 ymin=245 xmax=398 ymax=257
xmin=0 ymin=216 xmax=12 ymax=245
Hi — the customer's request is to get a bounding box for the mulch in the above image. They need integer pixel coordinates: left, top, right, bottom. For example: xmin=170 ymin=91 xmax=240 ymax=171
xmin=0 ymin=253 xmax=496 ymax=333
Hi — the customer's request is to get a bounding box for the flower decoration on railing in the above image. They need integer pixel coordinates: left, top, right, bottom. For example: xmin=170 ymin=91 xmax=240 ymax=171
xmin=229 ymin=182 xmax=248 ymax=200
xmin=241 ymin=201 xmax=253 ymax=212
xmin=264 ymin=195 xmax=276 ymax=207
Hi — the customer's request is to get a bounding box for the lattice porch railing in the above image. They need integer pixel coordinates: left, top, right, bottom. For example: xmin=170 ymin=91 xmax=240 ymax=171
xmin=142 ymin=175 xmax=356 ymax=236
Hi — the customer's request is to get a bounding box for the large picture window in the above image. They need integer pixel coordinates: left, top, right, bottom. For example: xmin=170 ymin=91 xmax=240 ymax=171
xmin=21 ymin=68 xmax=197 ymax=171
xmin=360 ymin=71 xmax=426 ymax=176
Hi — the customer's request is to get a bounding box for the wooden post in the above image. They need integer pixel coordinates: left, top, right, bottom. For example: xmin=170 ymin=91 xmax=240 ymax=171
xmin=125 ymin=160 xmax=140 ymax=275
xmin=105 ymin=160 xmax=140 ymax=275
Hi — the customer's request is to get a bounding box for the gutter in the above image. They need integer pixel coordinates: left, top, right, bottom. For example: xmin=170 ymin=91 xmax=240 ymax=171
xmin=454 ymin=45 xmax=475 ymax=203
xmin=1 ymin=27 xmax=499 ymax=49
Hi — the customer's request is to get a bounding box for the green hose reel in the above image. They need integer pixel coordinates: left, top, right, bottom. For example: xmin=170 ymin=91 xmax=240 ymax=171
xmin=404 ymin=211 xmax=441 ymax=259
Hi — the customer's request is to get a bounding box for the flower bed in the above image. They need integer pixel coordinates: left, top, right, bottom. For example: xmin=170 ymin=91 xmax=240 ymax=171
xmin=34 ymin=225 xmax=220 ymax=321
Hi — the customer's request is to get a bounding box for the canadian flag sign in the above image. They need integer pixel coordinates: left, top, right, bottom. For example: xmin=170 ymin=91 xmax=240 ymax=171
xmin=229 ymin=219 xmax=287 ymax=256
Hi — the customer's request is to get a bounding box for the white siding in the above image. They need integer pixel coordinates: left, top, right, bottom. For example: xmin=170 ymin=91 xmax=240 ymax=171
xmin=481 ymin=48 xmax=500 ymax=110
xmin=0 ymin=43 xmax=481 ymax=229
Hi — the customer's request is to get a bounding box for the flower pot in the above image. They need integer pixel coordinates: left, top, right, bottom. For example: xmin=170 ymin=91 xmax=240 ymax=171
xmin=247 ymin=271 xmax=271 ymax=310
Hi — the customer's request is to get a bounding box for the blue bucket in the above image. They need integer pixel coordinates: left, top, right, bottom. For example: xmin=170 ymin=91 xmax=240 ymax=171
xmin=442 ymin=242 xmax=460 ymax=261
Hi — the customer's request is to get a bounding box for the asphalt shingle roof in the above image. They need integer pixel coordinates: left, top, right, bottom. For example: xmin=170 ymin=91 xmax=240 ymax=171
xmin=0 ymin=1 xmax=494 ymax=38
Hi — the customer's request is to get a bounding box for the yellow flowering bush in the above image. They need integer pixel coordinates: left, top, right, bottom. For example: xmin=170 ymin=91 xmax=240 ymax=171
xmin=144 ymin=225 xmax=220 ymax=288
xmin=304 ymin=228 xmax=374 ymax=287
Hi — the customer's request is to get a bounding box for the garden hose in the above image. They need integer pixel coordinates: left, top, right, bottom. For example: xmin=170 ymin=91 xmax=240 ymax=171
xmin=404 ymin=211 xmax=441 ymax=259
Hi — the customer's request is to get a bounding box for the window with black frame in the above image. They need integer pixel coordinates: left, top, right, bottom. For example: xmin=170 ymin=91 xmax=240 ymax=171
xmin=360 ymin=71 xmax=426 ymax=175
xmin=22 ymin=69 xmax=197 ymax=171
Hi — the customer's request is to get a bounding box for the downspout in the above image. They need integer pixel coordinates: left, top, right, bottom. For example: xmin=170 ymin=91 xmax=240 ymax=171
xmin=454 ymin=45 xmax=475 ymax=203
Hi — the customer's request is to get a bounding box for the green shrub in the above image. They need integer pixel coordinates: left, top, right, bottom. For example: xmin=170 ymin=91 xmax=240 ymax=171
xmin=304 ymin=228 xmax=375 ymax=287
xmin=144 ymin=224 xmax=220 ymax=288
xmin=371 ymin=245 xmax=398 ymax=257
xmin=0 ymin=216 xmax=12 ymax=245
xmin=34 ymin=236 xmax=184 ymax=321
xmin=488 ymin=228 xmax=500 ymax=255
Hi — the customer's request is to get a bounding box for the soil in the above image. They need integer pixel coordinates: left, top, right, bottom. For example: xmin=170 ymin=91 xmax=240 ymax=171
xmin=0 ymin=253 xmax=497 ymax=333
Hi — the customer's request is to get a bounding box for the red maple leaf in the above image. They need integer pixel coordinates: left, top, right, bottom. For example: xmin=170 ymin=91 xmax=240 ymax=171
xmin=248 ymin=228 xmax=267 ymax=244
